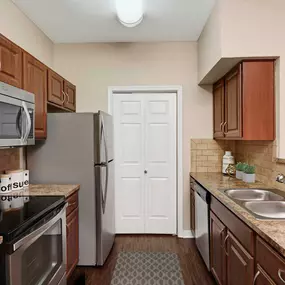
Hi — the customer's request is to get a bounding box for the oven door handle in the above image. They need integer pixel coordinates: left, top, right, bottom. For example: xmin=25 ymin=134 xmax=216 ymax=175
xmin=11 ymin=204 xmax=67 ymax=252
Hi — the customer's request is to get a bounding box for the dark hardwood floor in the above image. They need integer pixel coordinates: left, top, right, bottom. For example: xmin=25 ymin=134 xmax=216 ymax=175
xmin=68 ymin=235 xmax=215 ymax=285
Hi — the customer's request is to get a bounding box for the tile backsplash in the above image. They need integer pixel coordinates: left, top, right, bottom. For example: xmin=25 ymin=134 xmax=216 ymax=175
xmin=0 ymin=148 xmax=21 ymax=173
xmin=191 ymin=139 xmax=285 ymax=192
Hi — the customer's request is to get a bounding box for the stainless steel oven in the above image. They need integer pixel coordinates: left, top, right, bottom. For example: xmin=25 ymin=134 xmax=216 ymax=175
xmin=5 ymin=203 xmax=67 ymax=285
xmin=0 ymin=81 xmax=35 ymax=147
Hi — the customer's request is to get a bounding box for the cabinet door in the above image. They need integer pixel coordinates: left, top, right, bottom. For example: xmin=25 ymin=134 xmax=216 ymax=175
xmin=254 ymin=265 xmax=277 ymax=285
xmin=227 ymin=232 xmax=254 ymax=285
xmin=23 ymin=52 xmax=47 ymax=139
xmin=66 ymin=208 xmax=79 ymax=279
xmin=0 ymin=34 xmax=22 ymax=88
xmin=224 ymin=65 xmax=242 ymax=138
xmin=48 ymin=69 xmax=64 ymax=106
xmin=190 ymin=188 xmax=195 ymax=234
xmin=63 ymin=80 xmax=76 ymax=111
xmin=213 ymin=80 xmax=225 ymax=138
xmin=210 ymin=211 xmax=227 ymax=285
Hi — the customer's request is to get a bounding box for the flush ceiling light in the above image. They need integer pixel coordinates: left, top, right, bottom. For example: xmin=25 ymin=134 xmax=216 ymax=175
xmin=116 ymin=0 xmax=144 ymax=28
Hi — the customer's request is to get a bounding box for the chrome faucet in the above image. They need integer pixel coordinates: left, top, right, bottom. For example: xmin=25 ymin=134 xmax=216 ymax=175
xmin=276 ymin=173 xmax=285 ymax=183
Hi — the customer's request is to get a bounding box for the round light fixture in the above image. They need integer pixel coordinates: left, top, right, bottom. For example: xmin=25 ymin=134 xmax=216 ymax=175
xmin=116 ymin=0 xmax=144 ymax=28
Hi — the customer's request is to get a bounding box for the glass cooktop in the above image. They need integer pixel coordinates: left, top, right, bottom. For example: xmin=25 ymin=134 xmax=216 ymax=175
xmin=0 ymin=191 xmax=65 ymax=243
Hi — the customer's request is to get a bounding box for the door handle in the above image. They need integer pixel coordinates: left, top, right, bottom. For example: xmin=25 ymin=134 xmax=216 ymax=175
xmin=253 ymin=271 xmax=260 ymax=285
xmin=278 ymin=269 xmax=285 ymax=283
xmin=220 ymin=122 xmax=223 ymax=131
xmin=62 ymin=90 xmax=66 ymax=104
xmin=22 ymin=102 xmax=31 ymax=144
xmin=224 ymin=122 xmax=228 ymax=135
xmin=223 ymin=234 xmax=229 ymax=256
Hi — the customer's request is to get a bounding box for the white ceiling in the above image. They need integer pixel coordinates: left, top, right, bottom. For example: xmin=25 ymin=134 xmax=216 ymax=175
xmin=12 ymin=0 xmax=215 ymax=43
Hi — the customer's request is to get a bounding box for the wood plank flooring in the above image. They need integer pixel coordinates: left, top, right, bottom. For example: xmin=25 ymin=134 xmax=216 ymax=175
xmin=68 ymin=235 xmax=215 ymax=285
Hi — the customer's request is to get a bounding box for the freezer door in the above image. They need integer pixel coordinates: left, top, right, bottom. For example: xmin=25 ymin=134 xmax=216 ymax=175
xmin=95 ymin=160 xmax=115 ymax=265
xmin=96 ymin=111 xmax=114 ymax=164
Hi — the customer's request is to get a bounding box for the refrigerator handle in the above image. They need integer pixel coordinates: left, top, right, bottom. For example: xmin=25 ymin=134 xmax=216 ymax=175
xmin=101 ymin=114 xmax=109 ymax=163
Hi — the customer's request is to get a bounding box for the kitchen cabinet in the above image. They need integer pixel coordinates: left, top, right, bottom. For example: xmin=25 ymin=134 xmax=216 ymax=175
xmin=48 ymin=69 xmax=64 ymax=107
xmin=0 ymin=34 xmax=22 ymax=88
xmin=256 ymin=236 xmax=285 ymax=285
xmin=63 ymin=80 xmax=76 ymax=111
xmin=66 ymin=191 xmax=79 ymax=279
xmin=227 ymin=232 xmax=254 ymax=285
xmin=213 ymin=80 xmax=225 ymax=139
xmin=210 ymin=212 xmax=227 ymax=285
xmin=210 ymin=196 xmax=254 ymax=285
xmin=23 ymin=52 xmax=48 ymax=139
xmin=213 ymin=60 xmax=275 ymax=140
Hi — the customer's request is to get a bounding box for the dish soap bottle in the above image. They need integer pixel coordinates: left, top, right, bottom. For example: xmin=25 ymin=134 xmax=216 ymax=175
xmin=222 ymin=151 xmax=235 ymax=175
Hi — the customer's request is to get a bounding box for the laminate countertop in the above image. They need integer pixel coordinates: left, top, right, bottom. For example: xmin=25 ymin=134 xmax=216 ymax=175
xmin=28 ymin=184 xmax=80 ymax=198
xmin=190 ymin=172 xmax=285 ymax=258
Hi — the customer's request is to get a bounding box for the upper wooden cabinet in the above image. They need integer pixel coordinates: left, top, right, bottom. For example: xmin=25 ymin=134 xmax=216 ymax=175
xmin=0 ymin=35 xmax=22 ymax=88
xmin=48 ymin=69 xmax=64 ymax=106
xmin=213 ymin=80 xmax=225 ymax=138
xmin=23 ymin=52 xmax=48 ymax=139
xmin=64 ymin=80 xmax=76 ymax=111
xmin=213 ymin=60 xmax=275 ymax=140
xmin=48 ymin=70 xmax=76 ymax=112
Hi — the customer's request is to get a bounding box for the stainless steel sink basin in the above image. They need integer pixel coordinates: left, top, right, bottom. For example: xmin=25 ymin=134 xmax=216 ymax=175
xmin=224 ymin=189 xmax=284 ymax=201
xmin=244 ymin=201 xmax=285 ymax=219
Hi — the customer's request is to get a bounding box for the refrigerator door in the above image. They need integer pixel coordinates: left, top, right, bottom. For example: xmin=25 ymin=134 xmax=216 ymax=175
xmin=95 ymin=160 xmax=115 ymax=265
xmin=95 ymin=111 xmax=114 ymax=164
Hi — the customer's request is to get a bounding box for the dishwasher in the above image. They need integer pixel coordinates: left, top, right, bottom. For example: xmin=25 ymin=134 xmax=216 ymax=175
xmin=194 ymin=181 xmax=211 ymax=270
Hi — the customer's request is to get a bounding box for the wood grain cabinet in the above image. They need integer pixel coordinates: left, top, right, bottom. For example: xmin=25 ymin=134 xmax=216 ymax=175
xmin=210 ymin=212 xmax=227 ymax=285
xmin=66 ymin=191 xmax=79 ymax=279
xmin=227 ymin=232 xmax=254 ymax=285
xmin=48 ymin=69 xmax=65 ymax=107
xmin=0 ymin=34 xmax=22 ymax=88
xmin=255 ymin=236 xmax=285 ymax=285
xmin=213 ymin=60 xmax=275 ymax=140
xmin=63 ymin=80 xmax=76 ymax=111
xmin=23 ymin=52 xmax=47 ymax=139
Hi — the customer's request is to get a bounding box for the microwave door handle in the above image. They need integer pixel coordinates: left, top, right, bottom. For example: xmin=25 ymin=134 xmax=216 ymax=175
xmin=22 ymin=102 xmax=31 ymax=143
xmin=16 ymin=108 xmax=22 ymax=140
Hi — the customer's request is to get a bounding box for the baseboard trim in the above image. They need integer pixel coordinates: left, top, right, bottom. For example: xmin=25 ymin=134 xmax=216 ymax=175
xmin=178 ymin=230 xmax=194 ymax=238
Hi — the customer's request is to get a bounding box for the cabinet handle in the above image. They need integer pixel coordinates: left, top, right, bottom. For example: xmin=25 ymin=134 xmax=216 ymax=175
xmin=253 ymin=271 xmax=260 ymax=285
xmin=220 ymin=122 xmax=223 ymax=131
xmin=223 ymin=122 xmax=228 ymax=134
xmin=62 ymin=90 xmax=66 ymax=104
xmin=278 ymin=269 xmax=285 ymax=283
xmin=68 ymin=202 xmax=77 ymax=207
xmin=65 ymin=92 xmax=70 ymax=103
xmin=223 ymin=234 xmax=229 ymax=256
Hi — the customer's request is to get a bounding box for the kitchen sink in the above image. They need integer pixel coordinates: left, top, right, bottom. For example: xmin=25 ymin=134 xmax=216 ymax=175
xmin=244 ymin=201 xmax=285 ymax=219
xmin=224 ymin=189 xmax=284 ymax=202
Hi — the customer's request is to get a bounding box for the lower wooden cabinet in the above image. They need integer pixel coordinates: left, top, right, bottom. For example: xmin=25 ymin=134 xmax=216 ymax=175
xmin=210 ymin=211 xmax=227 ymax=285
xmin=227 ymin=232 xmax=254 ymax=285
xmin=66 ymin=191 xmax=79 ymax=279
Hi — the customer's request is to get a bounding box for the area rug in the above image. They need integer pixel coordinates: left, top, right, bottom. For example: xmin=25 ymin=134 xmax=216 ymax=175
xmin=111 ymin=252 xmax=185 ymax=285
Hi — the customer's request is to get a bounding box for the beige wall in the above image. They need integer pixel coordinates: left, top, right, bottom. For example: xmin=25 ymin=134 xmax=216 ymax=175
xmin=0 ymin=0 xmax=54 ymax=67
xmin=197 ymin=0 xmax=222 ymax=83
xmin=53 ymin=42 xmax=213 ymax=230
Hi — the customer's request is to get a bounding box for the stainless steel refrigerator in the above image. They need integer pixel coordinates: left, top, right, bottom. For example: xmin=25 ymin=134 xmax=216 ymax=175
xmin=27 ymin=111 xmax=115 ymax=266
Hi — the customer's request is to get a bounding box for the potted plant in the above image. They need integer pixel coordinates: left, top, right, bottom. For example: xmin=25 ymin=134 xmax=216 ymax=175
xmin=243 ymin=165 xmax=256 ymax=183
xmin=235 ymin=162 xmax=244 ymax=179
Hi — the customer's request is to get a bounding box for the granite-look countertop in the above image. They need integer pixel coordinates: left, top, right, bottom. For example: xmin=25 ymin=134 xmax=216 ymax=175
xmin=28 ymin=184 xmax=80 ymax=198
xmin=190 ymin=172 xmax=285 ymax=258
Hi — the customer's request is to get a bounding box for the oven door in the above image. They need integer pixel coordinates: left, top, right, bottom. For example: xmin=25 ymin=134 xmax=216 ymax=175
xmin=7 ymin=205 xmax=67 ymax=285
xmin=0 ymin=93 xmax=35 ymax=147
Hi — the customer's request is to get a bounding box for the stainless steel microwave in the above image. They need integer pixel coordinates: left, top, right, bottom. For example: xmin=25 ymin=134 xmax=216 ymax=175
xmin=0 ymin=81 xmax=35 ymax=147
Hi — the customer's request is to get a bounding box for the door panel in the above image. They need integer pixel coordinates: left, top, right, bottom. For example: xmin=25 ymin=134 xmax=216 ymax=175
xmin=213 ymin=80 xmax=225 ymax=138
xmin=144 ymin=94 xmax=176 ymax=234
xmin=23 ymin=52 xmax=47 ymax=139
xmin=224 ymin=65 xmax=242 ymax=138
xmin=48 ymin=69 xmax=64 ymax=106
xmin=210 ymin=211 xmax=227 ymax=285
xmin=0 ymin=35 xmax=22 ymax=88
xmin=113 ymin=95 xmax=145 ymax=233
xmin=227 ymin=232 xmax=254 ymax=285
xmin=114 ymin=93 xmax=176 ymax=234
xmin=63 ymin=80 xmax=76 ymax=111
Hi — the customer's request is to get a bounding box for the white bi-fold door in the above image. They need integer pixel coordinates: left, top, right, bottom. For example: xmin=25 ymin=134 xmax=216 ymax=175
xmin=113 ymin=93 xmax=176 ymax=234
